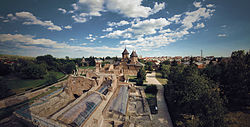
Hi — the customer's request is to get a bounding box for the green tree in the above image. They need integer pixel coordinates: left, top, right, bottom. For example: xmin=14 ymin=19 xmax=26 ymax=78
xmin=36 ymin=54 xmax=58 ymax=71
xmin=0 ymin=62 xmax=11 ymax=76
xmin=64 ymin=62 xmax=76 ymax=74
xmin=145 ymin=61 xmax=154 ymax=71
xmin=137 ymin=67 xmax=146 ymax=80
xmin=160 ymin=64 xmax=171 ymax=78
xmin=20 ymin=63 xmax=47 ymax=79
xmin=221 ymin=50 xmax=249 ymax=108
xmin=162 ymin=60 xmax=171 ymax=65
xmin=87 ymin=56 xmax=96 ymax=66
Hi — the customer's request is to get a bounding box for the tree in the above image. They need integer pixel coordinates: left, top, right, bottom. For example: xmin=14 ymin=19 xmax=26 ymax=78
xmin=145 ymin=61 xmax=154 ymax=71
xmin=64 ymin=62 xmax=76 ymax=74
xmin=198 ymin=91 xmax=226 ymax=127
xmin=137 ymin=67 xmax=146 ymax=80
xmin=0 ymin=62 xmax=11 ymax=76
xmin=162 ymin=60 xmax=171 ymax=65
xmin=65 ymin=56 xmax=70 ymax=61
xmin=87 ymin=56 xmax=96 ymax=66
xmin=105 ymin=56 xmax=111 ymax=59
xmin=160 ymin=64 xmax=171 ymax=78
xmin=20 ymin=63 xmax=47 ymax=79
xmin=220 ymin=50 xmax=249 ymax=108
xmin=36 ymin=54 xmax=58 ymax=71
xmin=171 ymin=59 xmax=178 ymax=66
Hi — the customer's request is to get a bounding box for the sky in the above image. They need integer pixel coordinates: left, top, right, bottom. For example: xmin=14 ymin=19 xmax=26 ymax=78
xmin=0 ymin=0 xmax=250 ymax=58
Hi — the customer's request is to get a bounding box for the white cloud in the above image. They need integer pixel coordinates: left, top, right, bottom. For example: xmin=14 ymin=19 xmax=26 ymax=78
xmin=130 ymin=18 xmax=170 ymax=35
xmin=218 ymin=34 xmax=226 ymax=37
xmin=106 ymin=0 xmax=165 ymax=18
xmin=159 ymin=28 xmax=171 ymax=33
xmin=151 ymin=2 xmax=166 ymax=14
xmin=71 ymin=0 xmax=104 ymax=23
xmin=64 ymin=25 xmax=72 ymax=29
xmin=81 ymin=43 xmax=87 ymax=45
xmin=8 ymin=12 xmax=62 ymax=31
xmin=86 ymin=34 xmax=96 ymax=42
xmin=168 ymin=14 xmax=181 ymax=23
xmin=0 ymin=34 xmax=59 ymax=47
xmin=71 ymin=0 xmax=165 ymax=23
xmin=101 ymin=2 xmax=216 ymax=52
xmin=108 ymin=20 xmax=129 ymax=27
xmin=221 ymin=25 xmax=227 ymax=28
xmin=194 ymin=23 xmax=205 ymax=29
xmin=182 ymin=7 xmax=215 ymax=30
xmin=206 ymin=4 xmax=215 ymax=8
xmin=104 ymin=18 xmax=171 ymax=39
xmin=102 ymin=27 xmax=113 ymax=32
xmin=193 ymin=1 xmax=202 ymax=8
xmin=72 ymin=15 xmax=87 ymax=23
xmin=69 ymin=38 xmax=76 ymax=41
xmin=7 ymin=13 xmax=17 ymax=20
xmin=0 ymin=33 xmax=122 ymax=55
xmin=58 ymin=8 xmax=67 ymax=14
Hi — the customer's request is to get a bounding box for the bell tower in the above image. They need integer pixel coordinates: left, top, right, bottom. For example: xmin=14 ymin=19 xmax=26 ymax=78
xmin=122 ymin=48 xmax=129 ymax=62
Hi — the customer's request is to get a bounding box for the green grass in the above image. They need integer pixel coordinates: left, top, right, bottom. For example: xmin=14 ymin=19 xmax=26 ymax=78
xmin=1 ymin=71 xmax=65 ymax=94
xmin=155 ymin=72 xmax=168 ymax=85
xmin=78 ymin=66 xmax=95 ymax=70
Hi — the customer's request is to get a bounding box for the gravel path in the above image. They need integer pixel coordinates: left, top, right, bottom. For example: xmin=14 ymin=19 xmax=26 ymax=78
xmin=146 ymin=72 xmax=173 ymax=127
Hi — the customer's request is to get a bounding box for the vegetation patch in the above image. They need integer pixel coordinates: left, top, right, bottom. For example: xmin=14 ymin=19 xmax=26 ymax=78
xmin=0 ymin=71 xmax=64 ymax=95
xmin=155 ymin=72 xmax=168 ymax=85
xmin=78 ymin=66 xmax=95 ymax=70
xmin=144 ymin=85 xmax=158 ymax=114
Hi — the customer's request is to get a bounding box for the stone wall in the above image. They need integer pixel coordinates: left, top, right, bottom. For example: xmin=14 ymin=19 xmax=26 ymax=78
xmin=0 ymin=80 xmax=67 ymax=109
xmin=65 ymin=76 xmax=97 ymax=96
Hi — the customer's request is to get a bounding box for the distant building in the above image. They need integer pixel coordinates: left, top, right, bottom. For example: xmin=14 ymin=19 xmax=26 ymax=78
xmin=81 ymin=58 xmax=89 ymax=66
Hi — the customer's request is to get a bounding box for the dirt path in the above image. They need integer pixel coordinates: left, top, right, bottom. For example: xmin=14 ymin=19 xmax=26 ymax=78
xmin=146 ymin=71 xmax=173 ymax=127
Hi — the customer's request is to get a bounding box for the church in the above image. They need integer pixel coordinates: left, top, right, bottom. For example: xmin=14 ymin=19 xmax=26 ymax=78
xmin=117 ymin=48 xmax=144 ymax=75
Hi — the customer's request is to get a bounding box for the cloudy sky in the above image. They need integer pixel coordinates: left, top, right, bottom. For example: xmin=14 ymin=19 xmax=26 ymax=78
xmin=0 ymin=0 xmax=249 ymax=58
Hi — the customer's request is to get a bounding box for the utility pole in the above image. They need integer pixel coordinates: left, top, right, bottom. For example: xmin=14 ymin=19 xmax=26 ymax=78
xmin=201 ymin=49 xmax=203 ymax=61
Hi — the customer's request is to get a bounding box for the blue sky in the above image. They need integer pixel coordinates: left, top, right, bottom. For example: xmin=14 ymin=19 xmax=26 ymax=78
xmin=0 ymin=0 xmax=249 ymax=58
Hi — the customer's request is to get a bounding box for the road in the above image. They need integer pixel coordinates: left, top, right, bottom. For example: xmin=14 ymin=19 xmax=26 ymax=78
xmin=146 ymin=71 xmax=173 ymax=127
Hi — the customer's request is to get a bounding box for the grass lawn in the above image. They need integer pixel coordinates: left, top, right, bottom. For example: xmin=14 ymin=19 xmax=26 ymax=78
xmin=78 ymin=66 xmax=95 ymax=70
xmin=1 ymin=71 xmax=65 ymax=94
xmin=155 ymin=72 xmax=168 ymax=85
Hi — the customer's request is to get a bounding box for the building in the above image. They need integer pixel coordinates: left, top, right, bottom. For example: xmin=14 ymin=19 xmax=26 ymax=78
xmin=118 ymin=48 xmax=143 ymax=75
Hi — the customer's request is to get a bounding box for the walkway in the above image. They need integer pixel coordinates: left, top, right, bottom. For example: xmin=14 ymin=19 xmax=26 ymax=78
xmin=145 ymin=71 xmax=173 ymax=127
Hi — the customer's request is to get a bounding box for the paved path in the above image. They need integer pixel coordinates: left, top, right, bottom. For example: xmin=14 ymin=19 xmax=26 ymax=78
xmin=146 ymin=72 xmax=173 ymax=127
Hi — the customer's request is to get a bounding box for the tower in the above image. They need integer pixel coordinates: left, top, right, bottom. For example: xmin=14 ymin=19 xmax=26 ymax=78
xmin=130 ymin=50 xmax=138 ymax=64
xmin=122 ymin=48 xmax=129 ymax=62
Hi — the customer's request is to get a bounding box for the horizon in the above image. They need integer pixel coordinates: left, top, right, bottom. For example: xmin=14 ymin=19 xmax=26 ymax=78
xmin=0 ymin=0 xmax=250 ymax=58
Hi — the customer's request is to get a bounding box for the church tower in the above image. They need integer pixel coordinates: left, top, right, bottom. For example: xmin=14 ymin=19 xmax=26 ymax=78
xmin=122 ymin=48 xmax=129 ymax=62
xmin=130 ymin=50 xmax=138 ymax=64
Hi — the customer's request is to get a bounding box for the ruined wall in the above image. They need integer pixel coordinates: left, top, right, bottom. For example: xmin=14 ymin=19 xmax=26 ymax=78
xmin=65 ymin=76 xmax=97 ymax=96
xmin=0 ymin=80 xmax=67 ymax=109
xmin=29 ymin=91 xmax=74 ymax=117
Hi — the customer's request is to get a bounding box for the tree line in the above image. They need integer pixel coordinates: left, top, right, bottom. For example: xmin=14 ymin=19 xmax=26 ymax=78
xmin=159 ymin=50 xmax=250 ymax=127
